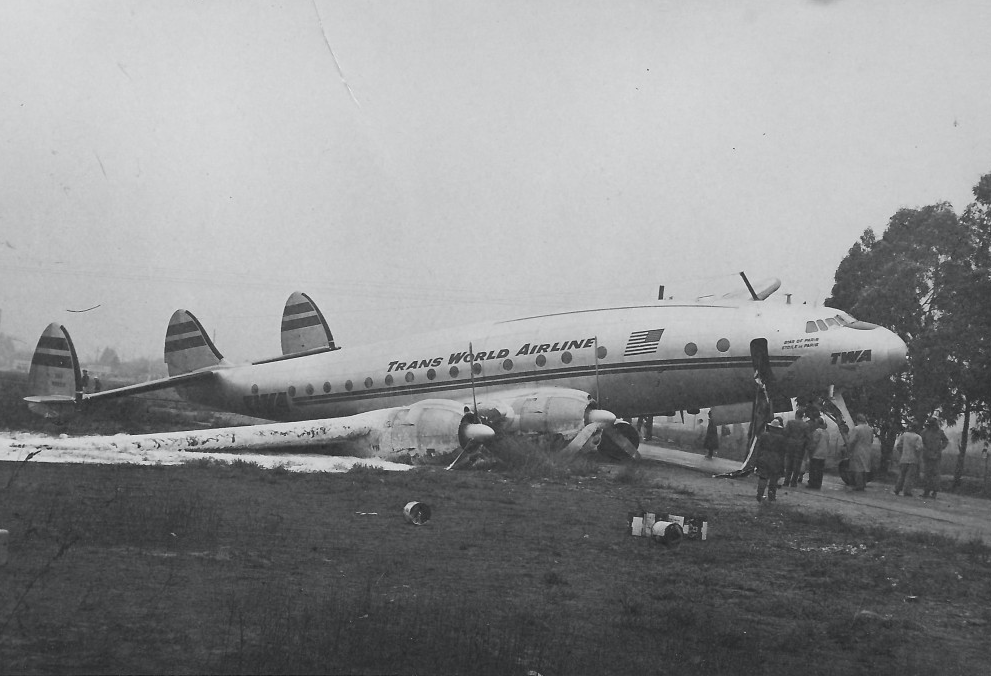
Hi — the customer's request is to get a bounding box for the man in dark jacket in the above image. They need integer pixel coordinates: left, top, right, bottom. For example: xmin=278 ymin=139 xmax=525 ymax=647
xmin=783 ymin=408 xmax=810 ymax=487
xmin=756 ymin=417 xmax=787 ymax=503
xmin=920 ymin=417 xmax=949 ymax=499
xmin=703 ymin=410 xmax=719 ymax=459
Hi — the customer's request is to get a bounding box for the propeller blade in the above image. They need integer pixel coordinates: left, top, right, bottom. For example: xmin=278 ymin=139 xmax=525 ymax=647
xmin=560 ymin=422 xmax=605 ymax=460
xmin=602 ymin=425 xmax=641 ymax=460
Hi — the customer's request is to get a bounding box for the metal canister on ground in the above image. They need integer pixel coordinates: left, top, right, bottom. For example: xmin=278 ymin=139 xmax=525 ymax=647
xmin=403 ymin=501 xmax=431 ymax=525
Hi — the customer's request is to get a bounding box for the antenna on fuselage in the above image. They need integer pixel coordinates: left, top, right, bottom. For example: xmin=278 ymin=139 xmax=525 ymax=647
xmin=468 ymin=341 xmax=479 ymax=415
xmin=740 ymin=271 xmax=759 ymax=301
xmin=593 ymin=336 xmax=601 ymax=403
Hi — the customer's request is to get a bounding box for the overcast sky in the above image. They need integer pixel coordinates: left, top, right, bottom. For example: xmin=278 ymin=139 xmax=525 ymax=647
xmin=2 ymin=0 xmax=990 ymax=363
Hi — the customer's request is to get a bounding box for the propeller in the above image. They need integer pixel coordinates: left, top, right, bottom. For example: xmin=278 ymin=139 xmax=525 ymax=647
xmin=447 ymin=342 xmax=494 ymax=470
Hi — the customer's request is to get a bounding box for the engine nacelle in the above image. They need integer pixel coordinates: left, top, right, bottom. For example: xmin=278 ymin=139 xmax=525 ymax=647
xmin=475 ymin=388 xmax=603 ymax=439
xmin=373 ymin=399 xmax=491 ymax=463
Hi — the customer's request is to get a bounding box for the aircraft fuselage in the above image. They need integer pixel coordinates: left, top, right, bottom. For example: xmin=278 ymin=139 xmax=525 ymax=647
xmin=180 ymin=301 xmax=906 ymax=423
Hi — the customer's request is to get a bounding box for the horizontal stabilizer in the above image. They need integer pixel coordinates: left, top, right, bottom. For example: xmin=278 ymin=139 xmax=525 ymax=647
xmin=281 ymin=291 xmax=337 ymax=356
xmin=165 ymin=310 xmax=225 ymax=376
xmin=24 ymin=395 xmax=77 ymax=419
xmin=75 ymin=369 xmax=219 ymax=403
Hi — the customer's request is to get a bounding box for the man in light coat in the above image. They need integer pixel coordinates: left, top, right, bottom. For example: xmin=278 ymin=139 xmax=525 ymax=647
xmin=893 ymin=422 xmax=923 ymax=497
xmin=847 ymin=413 xmax=874 ymax=491
xmin=804 ymin=416 xmax=830 ymax=489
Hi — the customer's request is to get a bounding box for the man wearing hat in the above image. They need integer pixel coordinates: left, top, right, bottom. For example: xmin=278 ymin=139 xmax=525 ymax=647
xmin=755 ymin=416 xmax=787 ymax=503
xmin=920 ymin=417 xmax=949 ymax=499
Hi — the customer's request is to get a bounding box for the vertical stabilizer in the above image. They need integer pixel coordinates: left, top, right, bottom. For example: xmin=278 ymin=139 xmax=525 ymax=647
xmin=164 ymin=310 xmax=224 ymax=376
xmin=27 ymin=322 xmax=81 ymax=400
xmin=281 ymin=291 xmax=337 ymax=356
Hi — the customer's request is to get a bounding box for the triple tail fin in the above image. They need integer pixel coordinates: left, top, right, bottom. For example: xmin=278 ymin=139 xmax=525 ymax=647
xmin=281 ymin=291 xmax=337 ymax=356
xmin=165 ymin=310 xmax=225 ymax=376
xmin=25 ymin=322 xmax=80 ymax=418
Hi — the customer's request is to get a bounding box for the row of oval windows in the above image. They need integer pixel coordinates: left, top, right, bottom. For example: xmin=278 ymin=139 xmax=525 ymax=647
xmin=252 ymin=339 xmax=733 ymax=397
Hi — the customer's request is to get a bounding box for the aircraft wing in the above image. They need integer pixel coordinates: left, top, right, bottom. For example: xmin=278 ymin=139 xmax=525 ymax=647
xmin=13 ymin=413 xmax=377 ymax=456
xmin=16 ymin=401 xmax=500 ymax=465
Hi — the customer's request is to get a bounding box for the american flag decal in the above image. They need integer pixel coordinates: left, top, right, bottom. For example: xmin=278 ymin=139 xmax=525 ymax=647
xmin=624 ymin=328 xmax=665 ymax=356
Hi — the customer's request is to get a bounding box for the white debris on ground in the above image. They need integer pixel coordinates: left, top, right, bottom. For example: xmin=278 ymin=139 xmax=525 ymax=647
xmin=792 ymin=543 xmax=869 ymax=555
xmin=0 ymin=431 xmax=412 ymax=473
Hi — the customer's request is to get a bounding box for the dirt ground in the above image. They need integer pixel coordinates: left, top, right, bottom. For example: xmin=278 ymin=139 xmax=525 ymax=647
xmin=638 ymin=441 xmax=991 ymax=544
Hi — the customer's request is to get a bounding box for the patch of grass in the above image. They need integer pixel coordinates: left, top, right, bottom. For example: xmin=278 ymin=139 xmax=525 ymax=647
xmin=346 ymin=462 xmax=388 ymax=477
xmin=613 ymin=462 xmax=647 ymax=485
xmin=486 ymin=436 xmax=600 ymax=482
xmin=1 ymin=461 xmax=990 ymax=675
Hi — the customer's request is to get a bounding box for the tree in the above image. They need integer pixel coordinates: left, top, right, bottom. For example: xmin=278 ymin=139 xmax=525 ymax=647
xmin=829 ymin=174 xmax=991 ymax=489
xmin=941 ymin=173 xmax=991 ymax=486
xmin=826 ymin=202 xmax=970 ymax=474
xmin=98 ymin=347 xmax=121 ymax=370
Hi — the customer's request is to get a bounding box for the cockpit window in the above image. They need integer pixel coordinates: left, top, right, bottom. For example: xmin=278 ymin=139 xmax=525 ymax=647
xmin=816 ymin=320 xmax=829 ymax=331
xmin=835 ymin=312 xmax=854 ymax=325
xmin=846 ymin=320 xmax=880 ymax=330
xmin=825 ymin=318 xmax=839 ymax=327
xmin=806 ymin=321 xmax=818 ymax=333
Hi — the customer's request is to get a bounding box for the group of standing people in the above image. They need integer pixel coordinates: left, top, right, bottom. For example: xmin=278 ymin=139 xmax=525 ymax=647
xmin=754 ymin=406 xmax=831 ymax=503
xmin=754 ymin=406 xmax=949 ymax=503
xmin=893 ymin=417 xmax=949 ymax=498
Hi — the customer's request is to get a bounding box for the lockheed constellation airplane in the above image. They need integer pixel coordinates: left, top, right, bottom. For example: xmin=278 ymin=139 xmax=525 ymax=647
xmin=24 ymin=277 xmax=907 ymax=466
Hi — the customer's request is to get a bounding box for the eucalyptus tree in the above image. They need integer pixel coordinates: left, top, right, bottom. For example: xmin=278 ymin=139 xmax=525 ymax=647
xmin=827 ymin=202 xmax=968 ymax=475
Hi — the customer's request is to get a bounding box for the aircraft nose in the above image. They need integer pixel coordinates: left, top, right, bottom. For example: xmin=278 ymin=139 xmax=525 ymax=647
xmin=883 ymin=330 xmax=908 ymax=373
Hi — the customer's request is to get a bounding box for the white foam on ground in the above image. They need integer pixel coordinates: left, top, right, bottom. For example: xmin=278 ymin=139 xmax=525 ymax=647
xmin=0 ymin=431 xmax=413 ymax=473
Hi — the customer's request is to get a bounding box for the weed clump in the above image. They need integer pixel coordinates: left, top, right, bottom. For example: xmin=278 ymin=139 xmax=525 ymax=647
xmin=486 ymin=437 xmax=600 ymax=482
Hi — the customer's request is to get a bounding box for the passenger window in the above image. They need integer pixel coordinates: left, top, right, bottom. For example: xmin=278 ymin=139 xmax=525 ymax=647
xmin=816 ymin=320 xmax=828 ymax=331
xmin=806 ymin=321 xmax=818 ymax=333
